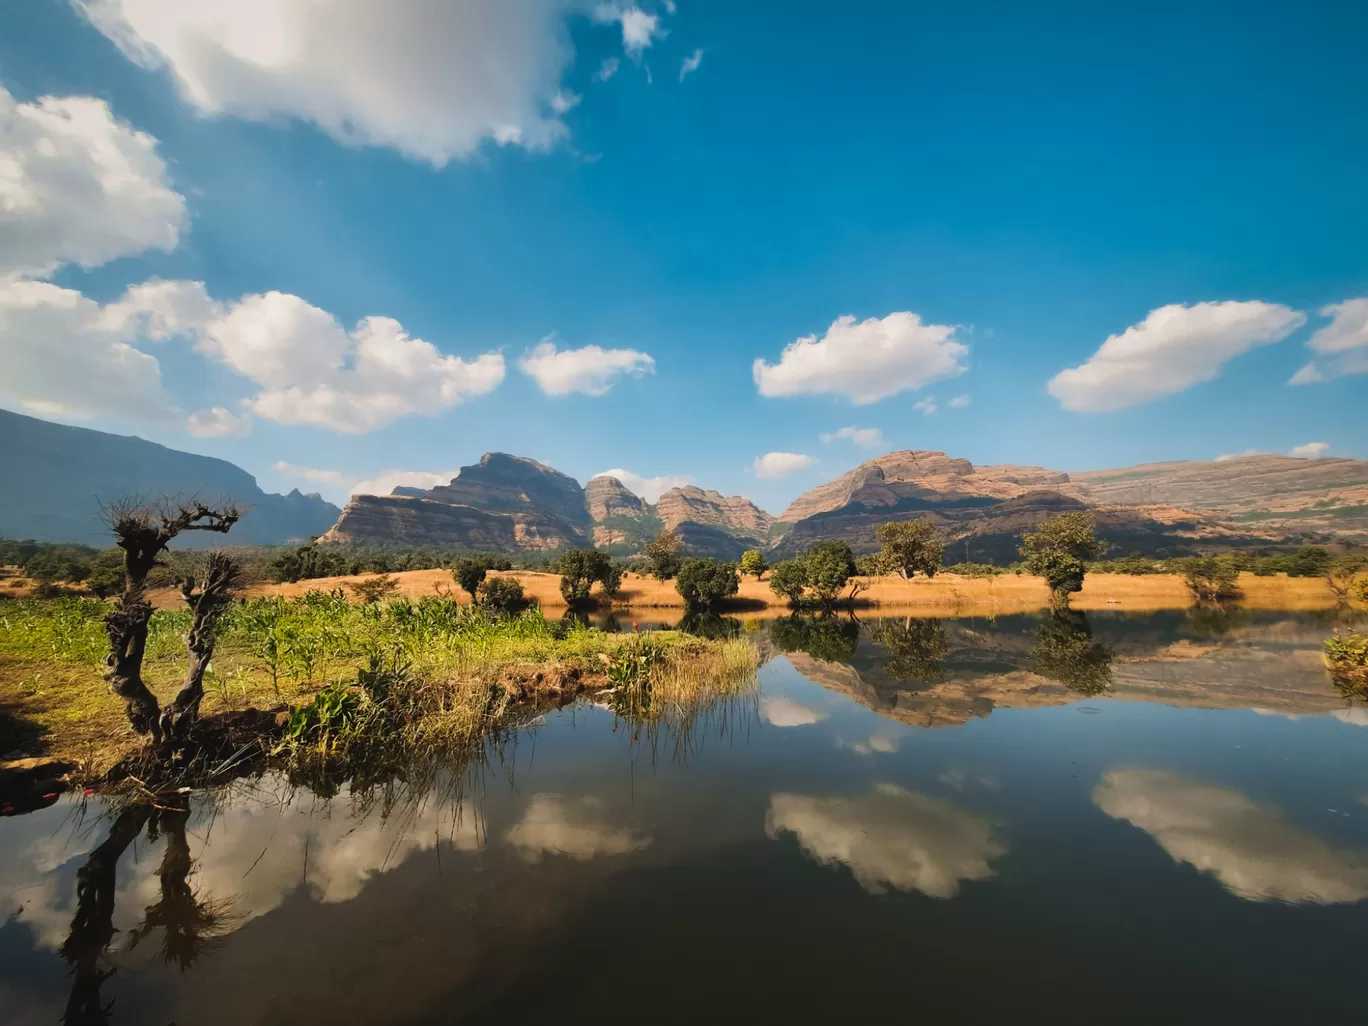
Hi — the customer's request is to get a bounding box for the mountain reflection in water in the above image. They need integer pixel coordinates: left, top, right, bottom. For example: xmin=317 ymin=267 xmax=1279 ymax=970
xmin=2 ymin=608 xmax=1367 ymax=1025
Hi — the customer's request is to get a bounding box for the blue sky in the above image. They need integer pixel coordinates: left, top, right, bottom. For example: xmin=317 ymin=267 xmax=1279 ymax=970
xmin=1 ymin=0 xmax=1364 ymax=512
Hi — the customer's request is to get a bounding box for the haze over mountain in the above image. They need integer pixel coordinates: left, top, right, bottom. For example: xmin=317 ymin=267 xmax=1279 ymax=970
xmin=0 ymin=408 xmax=339 ymax=547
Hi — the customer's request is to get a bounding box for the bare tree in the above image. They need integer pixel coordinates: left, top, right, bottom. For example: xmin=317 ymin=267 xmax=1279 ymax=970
xmin=102 ymin=499 xmax=242 ymax=746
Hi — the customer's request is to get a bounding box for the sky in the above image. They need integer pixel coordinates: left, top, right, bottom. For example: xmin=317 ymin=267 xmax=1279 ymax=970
xmin=1 ymin=0 xmax=1365 ymax=513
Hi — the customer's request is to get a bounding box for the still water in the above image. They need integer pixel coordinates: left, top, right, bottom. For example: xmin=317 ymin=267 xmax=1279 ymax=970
xmin=4 ymin=609 xmax=1367 ymax=1024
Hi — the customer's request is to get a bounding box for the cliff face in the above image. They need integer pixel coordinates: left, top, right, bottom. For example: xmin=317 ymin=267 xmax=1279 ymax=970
xmin=777 ymin=450 xmax=1077 ymax=523
xmin=422 ymin=453 xmax=591 ymax=526
xmin=584 ymin=476 xmax=646 ymax=521
xmin=317 ymin=496 xmax=586 ymax=551
xmin=656 ymin=486 xmax=773 ymax=535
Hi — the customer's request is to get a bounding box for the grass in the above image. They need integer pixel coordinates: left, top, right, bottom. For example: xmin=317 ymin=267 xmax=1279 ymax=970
xmin=0 ymin=592 xmax=758 ymax=776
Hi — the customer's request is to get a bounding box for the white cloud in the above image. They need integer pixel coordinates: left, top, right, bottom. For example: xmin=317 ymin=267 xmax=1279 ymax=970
xmin=760 ymin=695 xmax=828 ymax=727
xmin=1288 ymin=442 xmax=1329 ymax=459
xmin=187 ymin=406 xmax=251 ymax=437
xmin=948 ymin=394 xmax=971 ymax=408
xmin=766 ymin=783 xmax=1006 ymax=897
xmin=592 ymin=468 xmax=692 ymax=503
xmin=1094 ymin=769 xmax=1368 ymax=903
xmin=550 ymin=89 xmax=581 ymax=114
xmin=504 ymin=794 xmax=651 ymax=862
xmin=914 ymin=396 xmax=938 ymax=415
xmin=679 ymin=48 xmax=703 ymax=82
xmin=596 ymin=56 xmax=621 ymax=81
xmin=352 ymin=469 xmax=460 ymax=497
xmin=594 ymin=4 xmax=662 ymax=57
xmin=0 ymin=278 xmax=177 ymax=421
xmin=76 ymin=0 xmax=650 ymax=166
xmin=200 ymin=291 xmax=506 ymax=432
xmin=1214 ymin=449 xmax=1267 ymax=462
xmin=1048 ymin=301 xmax=1306 ymax=412
xmin=753 ymin=452 xmax=818 ymax=479
xmin=273 ymin=461 xmax=350 ymax=486
xmin=837 ymin=733 xmax=899 ymax=755
xmin=0 ymin=84 xmax=186 ymax=280
xmin=821 ymin=426 xmax=884 ymax=448
xmin=754 ymin=312 xmax=968 ymax=405
xmin=517 ymin=339 xmax=654 ymax=396
xmin=1290 ymin=298 xmax=1368 ymax=384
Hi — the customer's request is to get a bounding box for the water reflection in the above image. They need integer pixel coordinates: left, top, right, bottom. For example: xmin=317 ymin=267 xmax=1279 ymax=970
xmin=870 ymin=616 xmax=949 ymax=683
xmin=1093 ymin=769 xmax=1368 ymax=904
xmin=765 ymin=782 xmax=1005 ymax=897
xmin=769 ymin=614 xmax=861 ymax=661
xmin=759 ymin=695 xmax=828 ymax=727
xmin=1029 ymin=607 xmax=1114 ymax=695
xmin=504 ymin=795 xmax=651 ymax=862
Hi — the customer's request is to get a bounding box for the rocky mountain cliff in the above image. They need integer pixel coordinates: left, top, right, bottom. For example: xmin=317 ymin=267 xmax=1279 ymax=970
xmin=0 ymin=407 xmax=340 ymax=547
xmin=657 ymin=486 xmax=773 ymax=536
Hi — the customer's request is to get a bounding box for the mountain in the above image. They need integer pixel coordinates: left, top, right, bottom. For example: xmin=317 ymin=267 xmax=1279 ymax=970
xmin=0 ymin=407 xmax=340 ymax=547
xmin=771 ymin=449 xmax=1368 ymax=560
xmin=656 ymin=486 xmax=773 ymax=536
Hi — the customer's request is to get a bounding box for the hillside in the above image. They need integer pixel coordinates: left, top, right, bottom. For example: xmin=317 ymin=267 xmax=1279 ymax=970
xmin=0 ymin=408 xmax=340 ymax=547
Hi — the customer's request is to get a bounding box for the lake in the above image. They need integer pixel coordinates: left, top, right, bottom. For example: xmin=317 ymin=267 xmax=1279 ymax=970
xmin=3 ymin=608 xmax=1368 ymax=1024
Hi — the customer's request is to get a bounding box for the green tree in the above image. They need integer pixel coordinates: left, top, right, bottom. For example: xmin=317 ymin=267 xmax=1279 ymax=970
xmin=478 ymin=576 xmax=526 ymax=617
xmin=348 ymin=575 xmax=400 ymax=604
xmin=1030 ymin=608 xmax=1113 ymax=695
xmin=1182 ymin=556 xmax=1242 ymax=603
xmin=600 ymin=563 xmax=625 ymax=598
xmin=1325 ymin=554 xmax=1368 ymax=604
xmin=674 ymin=558 xmax=740 ymax=610
xmin=450 ymin=557 xmax=487 ymax=600
xmin=875 ymin=519 xmax=943 ymax=580
xmin=768 ymin=560 xmax=808 ymax=606
xmin=643 ymin=530 xmax=682 ymax=580
xmin=803 ymin=540 xmax=856 ymax=607
xmin=739 ymin=549 xmax=768 ymax=579
xmin=1289 ymin=546 xmax=1332 ymax=578
xmin=1018 ymin=511 xmax=1104 ymax=603
xmin=558 ymin=548 xmax=613 ymax=606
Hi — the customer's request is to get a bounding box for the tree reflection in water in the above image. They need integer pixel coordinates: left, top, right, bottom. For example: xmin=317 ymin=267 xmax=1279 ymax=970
xmin=677 ymin=611 xmax=743 ymax=639
xmin=1030 ymin=607 xmax=1114 ymax=695
xmin=769 ymin=614 xmax=860 ymax=662
xmin=870 ymin=617 xmax=949 ymax=683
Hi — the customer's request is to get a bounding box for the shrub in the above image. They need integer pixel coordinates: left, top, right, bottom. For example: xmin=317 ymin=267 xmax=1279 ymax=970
xmin=349 ymin=575 xmax=400 ymax=604
xmin=1324 ymin=629 xmax=1368 ymax=696
xmin=1325 ymin=555 xmax=1368 ymax=604
xmin=803 ymin=540 xmax=856 ymax=606
xmin=269 ymin=544 xmax=351 ymax=584
xmin=675 ymin=558 xmax=740 ymax=610
xmin=643 ymin=531 xmax=682 ymax=580
xmin=943 ymin=562 xmax=1005 ymax=578
xmin=1182 ymin=556 xmax=1243 ymax=603
xmin=478 ymin=576 xmax=526 ymax=616
xmin=875 ymin=519 xmax=943 ymax=580
xmin=768 ymin=560 xmax=808 ymax=606
xmin=450 ymin=557 xmax=488 ymax=600
xmin=1019 ymin=512 xmax=1104 ymax=602
xmin=601 ymin=563 xmax=624 ymax=598
xmin=558 ymin=548 xmax=613 ymax=606
xmin=739 ymin=549 xmax=768 ymax=579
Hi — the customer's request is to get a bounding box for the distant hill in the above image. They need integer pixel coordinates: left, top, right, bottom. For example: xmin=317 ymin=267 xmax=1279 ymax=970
xmin=0 ymin=408 xmax=340 ymax=547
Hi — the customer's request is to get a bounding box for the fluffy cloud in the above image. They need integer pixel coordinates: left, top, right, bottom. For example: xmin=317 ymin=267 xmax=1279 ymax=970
xmin=351 ymin=469 xmax=460 ymax=497
xmin=187 ymin=406 xmax=251 ymax=437
xmin=766 ymin=783 xmax=1006 ymax=896
xmin=1288 ymin=442 xmax=1329 ymax=459
xmin=1214 ymin=449 xmax=1266 ymax=461
xmin=1048 ymin=301 xmax=1306 ymax=412
xmin=594 ymin=4 xmax=662 ymax=57
xmin=948 ymin=394 xmax=971 ymax=408
xmin=78 ymin=0 xmax=664 ymax=166
xmin=517 ymin=339 xmax=655 ymax=396
xmin=837 ymin=733 xmax=899 ymax=755
xmin=913 ymin=397 xmax=938 ymax=415
xmin=1093 ymin=768 xmax=1368 ymax=903
xmin=596 ymin=57 xmax=621 ymax=81
xmin=679 ymin=48 xmax=703 ymax=81
xmin=592 ymin=468 xmax=691 ymax=503
xmin=821 ymin=426 xmax=884 ymax=448
xmin=760 ymin=695 xmax=828 ymax=727
xmin=273 ymin=461 xmax=350 ymax=486
xmin=504 ymin=794 xmax=652 ymax=862
xmin=753 ymin=451 xmax=818 ymax=479
xmin=1289 ymin=298 xmax=1368 ymax=384
xmin=199 ymin=291 xmax=506 ymax=432
xmin=754 ymin=312 xmax=968 ymax=404
xmin=0 ymin=85 xmax=185 ymax=280
xmin=0 ymin=278 xmax=176 ymax=420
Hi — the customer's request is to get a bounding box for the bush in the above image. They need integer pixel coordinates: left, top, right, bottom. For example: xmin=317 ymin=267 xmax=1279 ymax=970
xmin=875 ymin=519 xmax=943 ymax=580
xmin=1182 ymin=557 xmax=1242 ymax=603
xmin=674 ymin=558 xmax=740 ymax=610
xmin=348 ymin=575 xmax=400 ymax=604
xmin=643 ymin=531 xmax=682 ymax=580
xmin=768 ymin=560 xmax=808 ymax=606
xmin=558 ymin=548 xmax=613 ymax=606
xmin=478 ymin=576 xmax=526 ymax=616
xmin=269 ymin=544 xmax=352 ymax=584
xmin=739 ymin=549 xmax=768 ymax=579
xmin=1019 ymin=512 xmax=1104 ymax=602
xmin=450 ymin=557 xmax=488 ymax=600
xmin=1324 ymin=629 xmax=1368 ymax=696
xmin=943 ymin=562 xmax=1006 ymax=578
xmin=601 ymin=563 xmax=624 ymax=597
